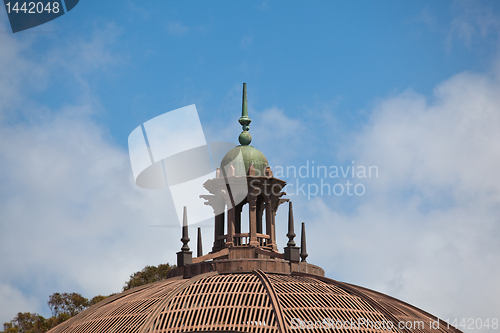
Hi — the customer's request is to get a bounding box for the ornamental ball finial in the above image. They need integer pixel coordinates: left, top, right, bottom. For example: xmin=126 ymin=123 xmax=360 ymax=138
xmin=239 ymin=131 xmax=252 ymax=145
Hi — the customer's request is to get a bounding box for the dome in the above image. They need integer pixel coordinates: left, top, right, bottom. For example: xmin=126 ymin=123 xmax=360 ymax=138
xmin=47 ymin=270 xmax=461 ymax=333
xmin=220 ymin=145 xmax=269 ymax=177
xmin=46 ymin=84 xmax=462 ymax=333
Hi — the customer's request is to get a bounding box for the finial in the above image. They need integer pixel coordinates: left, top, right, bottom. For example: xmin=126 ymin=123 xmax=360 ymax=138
xmin=181 ymin=206 xmax=190 ymax=252
xmin=284 ymin=201 xmax=300 ymax=263
xmin=300 ymin=222 xmax=308 ymax=262
xmin=197 ymin=227 xmax=203 ymax=257
xmin=177 ymin=206 xmax=192 ymax=267
xmin=238 ymin=83 xmax=252 ymax=145
xmin=287 ymin=202 xmax=296 ymax=247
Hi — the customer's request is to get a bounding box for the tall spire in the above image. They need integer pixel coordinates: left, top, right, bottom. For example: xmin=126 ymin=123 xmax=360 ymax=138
xmin=238 ymin=83 xmax=252 ymax=146
xmin=181 ymin=206 xmax=190 ymax=252
xmin=300 ymin=222 xmax=308 ymax=262
xmin=287 ymin=202 xmax=296 ymax=247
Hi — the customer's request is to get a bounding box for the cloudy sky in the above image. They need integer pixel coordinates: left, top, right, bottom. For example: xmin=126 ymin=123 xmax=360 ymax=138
xmin=1 ymin=1 xmax=500 ymax=330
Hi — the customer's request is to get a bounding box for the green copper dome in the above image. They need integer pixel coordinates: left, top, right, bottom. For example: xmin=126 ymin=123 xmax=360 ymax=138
xmin=220 ymin=83 xmax=269 ymax=176
xmin=220 ymin=145 xmax=269 ymax=176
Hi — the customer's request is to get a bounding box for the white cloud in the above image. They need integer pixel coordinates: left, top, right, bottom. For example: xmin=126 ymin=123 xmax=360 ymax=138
xmin=446 ymin=1 xmax=500 ymax=51
xmin=0 ymin=104 xmax=181 ymax=322
xmin=0 ymin=283 xmax=40 ymax=321
xmin=0 ymin=21 xmax=181 ymax=324
xmin=304 ymin=69 xmax=500 ymax=327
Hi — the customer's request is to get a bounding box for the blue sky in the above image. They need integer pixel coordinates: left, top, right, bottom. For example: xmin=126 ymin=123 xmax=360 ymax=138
xmin=1 ymin=0 xmax=500 ymax=330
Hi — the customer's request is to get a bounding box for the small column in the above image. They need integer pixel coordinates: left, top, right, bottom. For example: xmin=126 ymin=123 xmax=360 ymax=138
xmin=226 ymin=207 xmax=235 ymax=247
xmin=284 ymin=201 xmax=300 ymax=262
xmin=266 ymin=195 xmax=279 ymax=250
xmin=300 ymin=222 xmax=308 ymax=262
xmin=213 ymin=211 xmax=224 ymax=252
xmin=269 ymin=196 xmax=278 ymax=251
xmin=177 ymin=206 xmax=192 ymax=266
xmin=248 ymin=191 xmax=258 ymax=246
xmin=265 ymin=195 xmax=274 ymax=249
xmin=197 ymin=227 xmax=203 ymax=257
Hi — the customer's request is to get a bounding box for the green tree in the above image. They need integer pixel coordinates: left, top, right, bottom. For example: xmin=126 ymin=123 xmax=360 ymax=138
xmin=2 ymin=322 xmax=17 ymax=333
xmin=1 ymin=263 xmax=174 ymax=333
xmin=3 ymin=312 xmax=46 ymax=333
xmin=89 ymin=295 xmax=109 ymax=306
xmin=123 ymin=263 xmax=175 ymax=290
xmin=47 ymin=293 xmax=88 ymax=317
xmin=41 ymin=314 xmax=70 ymax=332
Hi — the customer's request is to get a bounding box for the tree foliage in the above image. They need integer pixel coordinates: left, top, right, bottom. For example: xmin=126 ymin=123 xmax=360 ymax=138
xmin=1 ymin=312 xmax=69 ymax=333
xmin=47 ymin=293 xmax=88 ymax=317
xmin=1 ymin=263 xmax=173 ymax=333
xmin=123 ymin=263 xmax=175 ymax=291
xmin=89 ymin=295 xmax=109 ymax=306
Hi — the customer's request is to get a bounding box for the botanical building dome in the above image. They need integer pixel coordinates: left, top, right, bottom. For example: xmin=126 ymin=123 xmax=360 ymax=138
xmin=47 ymin=270 xmax=462 ymax=333
xmin=47 ymin=84 xmax=463 ymax=333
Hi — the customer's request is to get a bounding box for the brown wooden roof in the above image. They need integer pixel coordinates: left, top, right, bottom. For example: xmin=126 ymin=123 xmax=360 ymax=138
xmin=47 ymin=270 xmax=462 ymax=333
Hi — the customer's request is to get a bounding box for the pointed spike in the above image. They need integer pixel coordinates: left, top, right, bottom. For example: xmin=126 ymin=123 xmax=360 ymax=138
xmin=238 ymin=83 xmax=252 ymax=145
xmin=181 ymin=206 xmax=190 ymax=252
xmin=287 ymin=201 xmax=296 ymax=247
xmin=242 ymin=82 xmax=248 ymax=118
xmin=300 ymin=222 xmax=308 ymax=262
xmin=183 ymin=206 xmax=188 ymax=227
xmin=197 ymin=227 xmax=203 ymax=257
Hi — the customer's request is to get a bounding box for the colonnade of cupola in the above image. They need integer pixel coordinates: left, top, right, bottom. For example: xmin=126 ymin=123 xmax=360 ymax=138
xmin=202 ymin=163 xmax=288 ymax=254
xmin=174 ymin=83 xmax=311 ymax=275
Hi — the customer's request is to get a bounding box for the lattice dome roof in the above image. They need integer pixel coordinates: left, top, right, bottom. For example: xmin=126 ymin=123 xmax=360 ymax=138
xmin=47 ymin=270 xmax=461 ymax=333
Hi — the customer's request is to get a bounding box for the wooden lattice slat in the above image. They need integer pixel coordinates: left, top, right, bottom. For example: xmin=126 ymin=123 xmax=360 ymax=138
xmin=154 ymin=273 xmax=278 ymax=333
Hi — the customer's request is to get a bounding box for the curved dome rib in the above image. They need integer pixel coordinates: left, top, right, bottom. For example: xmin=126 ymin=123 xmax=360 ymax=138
xmin=265 ymin=273 xmax=393 ymax=333
xmin=253 ymin=270 xmax=288 ymax=333
xmin=150 ymin=272 xmax=279 ymax=333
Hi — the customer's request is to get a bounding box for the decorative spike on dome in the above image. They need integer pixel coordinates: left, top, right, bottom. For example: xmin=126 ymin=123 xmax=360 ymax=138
xmin=197 ymin=227 xmax=203 ymax=257
xmin=181 ymin=206 xmax=190 ymax=252
xmin=300 ymin=222 xmax=308 ymax=262
xmin=177 ymin=206 xmax=192 ymax=267
xmin=287 ymin=202 xmax=296 ymax=247
xmin=238 ymin=83 xmax=252 ymax=145
xmin=284 ymin=201 xmax=300 ymax=263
